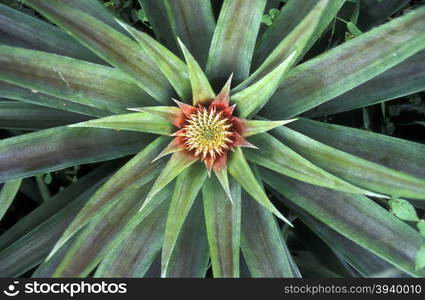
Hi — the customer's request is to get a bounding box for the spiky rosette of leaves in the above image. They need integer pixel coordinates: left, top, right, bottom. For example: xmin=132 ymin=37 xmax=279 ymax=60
xmin=0 ymin=0 xmax=425 ymax=278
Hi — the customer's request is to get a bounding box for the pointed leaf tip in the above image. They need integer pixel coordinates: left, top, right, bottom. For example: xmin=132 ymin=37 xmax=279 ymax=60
xmin=228 ymin=148 xmax=292 ymax=226
xmin=118 ymin=22 xmax=191 ymax=100
xmin=177 ymin=38 xmax=215 ymax=105
xmin=240 ymin=118 xmax=298 ymax=137
xmin=172 ymin=99 xmax=196 ymax=115
xmin=130 ymin=106 xmax=183 ymax=127
xmin=212 ymin=74 xmax=233 ymax=107
xmin=66 ymin=112 xmax=174 ymax=135
xmin=232 ymin=51 xmax=298 ymax=118
xmin=234 ymin=133 xmax=258 ymax=149
xmin=152 ymin=138 xmax=185 ymax=162
xmin=140 ymin=151 xmax=198 ymax=212
xmin=214 ymin=169 xmax=234 ymax=203
xmin=161 ymin=163 xmax=207 ymax=275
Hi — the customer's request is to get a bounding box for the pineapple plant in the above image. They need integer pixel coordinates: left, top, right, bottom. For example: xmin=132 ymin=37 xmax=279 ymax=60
xmin=0 ymin=0 xmax=425 ymax=278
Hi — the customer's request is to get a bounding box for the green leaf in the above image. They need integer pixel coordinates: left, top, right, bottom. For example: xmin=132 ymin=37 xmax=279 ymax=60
xmin=0 ymin=182 xmax=100 ymax=277
xmin=0 ymin=162 xmax=118 ymax=252
xmin=94 ymin=198 xmax=170 ymax=277
xmin=347 ymin=21 xmax=362 ymax=36
xmin=69 ymin=112 xmax=174 ymax=135
xmin=305 ymin=50 xmax=425 ymax=117
xmin=0 ymin=46 xmax=157 ymax=114
xmin=245 ymin=133 xmax=376 ymax=196
xmin=262 ymin=169 xmax=425 ymax=277
xmin=238 ymin=0 xmax=330 ymax=90
xmin=203 ymin=176 xmax=241 ymax=277
xmin=26 ymin=0 xmax=173 ymax=103
xmin=239 ymin=119 xmax=296 ymax=137
xmin=137 ymin=0 xmax=178 ymax=54
xmin=63 ymin=0 xmax=130 ymax=36
xmin=0 ymin=179 xmax=22 ymax=221
xmin=232 ymin=51 xmax=297 ymax=118
xmin=416 ymin=245 xmax=425 ymax=271
xmin=165 ymin=196 xmax=210 ymax=278
xmin=50 ymin=183 xmax=154 ymax=277
xmin=0 ymin=101 xmax=89 ymax=130
xmin=0 ymin=81 xmax=109 ymax=118
xmin=143 ymin=150 xmax=199 ymax=211
xmin=162 ymin=163 xmax=207 ymax=276
xmin=418 ymin=220 xmax=425 ymax=237
xmin=228 ymin=147 xmax=291 ymax=225
xmin=177 ymin=38 xmax=215 ymax=105
xmin=0 ymin=3 xmax=100 ymax=63
xmin=32 ymin=236 xmax=78 ymax=278
xmin=43 ymin=173 xmax=52 ymax=185
xmin=261 ymin=13 xmax=273 ymax=27
xmin=273 ymin=125 xmax=425 ymax=199
xmin=278 ymin=191 xmax=409 ymax=277
xmin=240 ymin=190 xmax=294 ymax=277
xmin=45 ymin=137 xmax=168 ymax=260
xmin=263 ymin=5 xmax=425 ymax=118
xmin=0 ymin=127 xmax=151 ymax=183
xmin=129 ymin=106 xmax=182 ymax=126
xmin=388 ymin=198 xmax=419 ymax=222
xmin=213 ymin=159 xmax=232 ymax=202
xmin=254 ymin=0 xmax=345 ymax=69
xmin=36 ymin=188 xmax=170 ymax=276
xmin=206 ymin=0 xmax=267 ymax=83
xmin=287 ymin=118 xmax=425 ymax=180
xmin=262 ymin=8 xmax=280 ymax=27
xmin=116 ymin=21 xmax=191 ymax=101
xmin=164 ymin=0 xmax=216 ymax=68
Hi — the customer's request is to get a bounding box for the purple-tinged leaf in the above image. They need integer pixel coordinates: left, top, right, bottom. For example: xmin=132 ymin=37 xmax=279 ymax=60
xmin=45 ymin=137 xmax=169 ymax=261
xmin=164 ymin=196 xmax=210 ymax=278
xmin=164 ymin=0 xmax=215 ymax=68
xmin=304 ymin=50 xmax=425 ymax=117
xmin=0 ymin=179 xmax=22 ymax=221
xmin=0 ymin=3 xmax=100 ymax=63
xmin=262 ymin=169 xmax=425 ymax=277
xmin=25 ymin=0 xmax=173 ymax=103
xmin=0 ymin=81 xmax=109 ymax=117
xmin=272 ymin=125 xmax=425 ymax=199
xmin=228 ymin=147 xmax=292 ymax=225
xmin=70 ymin=112 xmax=174 ymax=136
xmin=203 ymin=176 xmax=241 ymax=277
xmin=0 ymin=127 xmax=152 ymax=183
xmin=0 ymin=101 xmax=90 ymax=130
xmin=0 ymin=46 xmax=157 ymax=114
xmin=206 ymin=0 xmax=267 ymax=84
xmin=161 ymin=163 xmax=207 ymax=276
xmin=263 ymin=6 xmax=425 ymax=118
xmin=178 ymin=39 xmax=215 ymax=105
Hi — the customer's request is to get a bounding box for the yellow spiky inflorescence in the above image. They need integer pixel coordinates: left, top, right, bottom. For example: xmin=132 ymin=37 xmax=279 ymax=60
xmin=181 ymin=106 xmax=233 ymax=160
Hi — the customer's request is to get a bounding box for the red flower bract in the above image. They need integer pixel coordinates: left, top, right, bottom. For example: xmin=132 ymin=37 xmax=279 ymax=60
xmin=155 ymin=76 xmax=256 ymax=174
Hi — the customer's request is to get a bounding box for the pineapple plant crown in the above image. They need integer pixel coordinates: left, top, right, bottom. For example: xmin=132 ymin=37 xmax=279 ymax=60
xmin=0 ymin=0 xmax=425 ymax=278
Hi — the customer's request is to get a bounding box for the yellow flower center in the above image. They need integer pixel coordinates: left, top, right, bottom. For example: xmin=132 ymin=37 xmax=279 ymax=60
xmin=182 ymin=106 xmax=232 ymax=160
